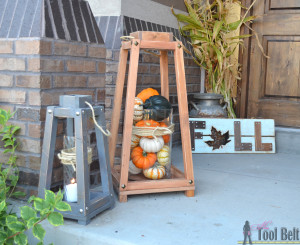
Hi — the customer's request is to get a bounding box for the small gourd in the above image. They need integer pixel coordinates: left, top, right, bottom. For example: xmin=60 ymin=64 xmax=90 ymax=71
xmin=139 ymin=137 xmax=164 ymax=153
xmin=133 ymin=97 xmax=143 ymax=122
xmin=157 ymin=145 xmax=170 ymax=166
xmin=129 ymin=160 xmax=142 ymax=175
xmin=131 ymin=146 xmax=156 ymax=169
xmin=137 ymin=88 xmax=159 ymax=103
xmin=143 ymin=164 xmax=166 ymax=180
xmin=143 ymin=95 xmax=172 ymax=121
xmin=131 ymin=134 xmax=140 ymax=149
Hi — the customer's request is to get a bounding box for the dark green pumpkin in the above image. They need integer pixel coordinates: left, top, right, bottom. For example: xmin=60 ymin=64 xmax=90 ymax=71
xmin=143 ymin=95 xmax=172 ymax=121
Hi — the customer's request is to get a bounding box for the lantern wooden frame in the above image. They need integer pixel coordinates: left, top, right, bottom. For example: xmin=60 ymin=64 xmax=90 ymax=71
xmin=109 ymin=31 xmax=195 ymax=202
xmin=38 ymin=95 xmax=114 ymax=224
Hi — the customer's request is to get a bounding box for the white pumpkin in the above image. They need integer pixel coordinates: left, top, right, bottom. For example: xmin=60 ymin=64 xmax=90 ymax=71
xmin=157 ymin=145 xmax=170 ymax=166
xmin=139 ymin=136 xmax=164 ymax=153
xmin=143 ymin=164 xmax=166 ymax=180
xmin=129 ymin=160 xmax=142 ymax=175
xmin=133 ymin=97 xmax=143 ymax=122
xmin=131 ymin=134 xmax=140 ymax=149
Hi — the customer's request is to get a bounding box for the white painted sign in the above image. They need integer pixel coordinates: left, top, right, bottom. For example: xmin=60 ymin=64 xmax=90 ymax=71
xmin=189 ymin=118 xmax=276 ymax=154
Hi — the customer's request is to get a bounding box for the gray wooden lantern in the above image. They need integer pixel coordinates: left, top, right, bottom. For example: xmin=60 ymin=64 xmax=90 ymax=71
xmin=38 ymin=95 xmax=114 ymax=225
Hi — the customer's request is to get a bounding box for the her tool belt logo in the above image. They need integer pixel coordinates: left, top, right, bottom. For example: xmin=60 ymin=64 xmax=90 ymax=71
xmin=238 ymin=221 xmax=300 ymax=244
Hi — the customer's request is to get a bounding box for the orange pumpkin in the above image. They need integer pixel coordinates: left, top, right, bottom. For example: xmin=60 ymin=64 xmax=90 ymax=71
xmin=137 ymin=88 xmax=159 ymax=103
xmin=131 ymin=146 xmax=157 ymax=169
xmin=160 ymin=122 xmax=170 ymax=144
xmin=135 ymin=119 xmax=160 ymax=139
xmin=135 ymin=119 xmax=160 ymax=128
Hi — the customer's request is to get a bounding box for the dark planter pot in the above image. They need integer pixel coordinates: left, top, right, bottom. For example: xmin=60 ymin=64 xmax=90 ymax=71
xmin=189 ymin=93 xmax=228 ymax=118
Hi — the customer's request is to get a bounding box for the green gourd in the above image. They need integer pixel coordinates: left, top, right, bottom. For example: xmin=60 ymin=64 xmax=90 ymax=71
xmin=143 ymin=95 xmax=172 ymax=121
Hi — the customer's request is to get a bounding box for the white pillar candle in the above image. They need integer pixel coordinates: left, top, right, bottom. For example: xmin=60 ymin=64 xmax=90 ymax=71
xmin=65 ymin=179 xmax=77 ymax=203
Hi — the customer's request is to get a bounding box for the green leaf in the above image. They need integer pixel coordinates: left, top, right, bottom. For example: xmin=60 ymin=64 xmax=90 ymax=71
xmin=7 ymin=221 xmax=25 ymax=232
xmin=20 ymin=206 xmax=37 ymax=221
xmin=55 ymin=201 xmax=71 ymax=212
xmin=212 ymin=20 xmax=223 ymax=41
xmin=55 ymin=189 xmax=63 ymax=203
xmin=227 ymin=16 xmax=256 ymax=31
xmin=37 ymin=242 xmax=43 ymax=245
xmin=11 ymin=191 xmax=25 ymax=198
xmin=45 ymin=190 xmax=55 ymax=205
xmin=212 ymin=45 xmax=223 ymax=71
xmin=33 ymin=224 xmax=46 ymax=241
xmin=6 ymin=215 xmax=17 ymax=224
xmin=27 ymin=195 xmax=36 ymax=204
xmin=26 ymin=217 xmax=40 ymax=229
xmin=14 ymin=233 xmax=28 ymax=245
xmin=34 ymin=198 xmax=50 ymax=212
xmin=11 ymin=126 xmax=20 ymax=135
xmin=0 ymin=200 xmax=5 ymax=212
xmin=0 ymin=231 xmax=7 ymax=243
xmin=47 ymin=212 xmax=64 ymax=226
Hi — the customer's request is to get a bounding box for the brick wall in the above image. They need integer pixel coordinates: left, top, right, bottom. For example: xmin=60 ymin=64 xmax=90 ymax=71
xmin=105 ymin=49 xmax=201 ymax=164
xmin=0 ymin=38 xmax=106 ymax=196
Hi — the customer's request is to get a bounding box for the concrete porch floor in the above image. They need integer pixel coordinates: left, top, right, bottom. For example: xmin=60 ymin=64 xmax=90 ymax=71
xmin=30 ymin=148 xmax=300 ymax=245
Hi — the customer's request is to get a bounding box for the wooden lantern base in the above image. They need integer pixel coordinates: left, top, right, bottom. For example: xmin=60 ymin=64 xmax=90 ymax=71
xmin=112 ymin=166 xmax=194 ymax=202
xmin=109 ymin=31 xmax=195 ymax=202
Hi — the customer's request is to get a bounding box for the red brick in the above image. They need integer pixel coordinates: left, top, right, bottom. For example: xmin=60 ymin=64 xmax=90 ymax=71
xmin=54 ymin=42 xmax=86 ymax=56
xmin=113 ymin=51 xmax=120 ymax=61
xmin=88 ymin=46 xmax=106 ymax=58
xmin=106 ymin=63 xmax=118 ymax=73
xmin=89 ymin=76 xmax=106 ymax=87
xmin=0 ymin=41 xmax=13 ymax=54
xmin=16 ymin=75 xmax=51 ymax=89
xmin=53 ymin=76 xmax=87 ymax=87
xmin=97 ymin=89 xmax=105 ymax=102
xmin=28 ymin=156 xmax=41 ymax=170
xmin=143 ymin=53 xmax=159 ymax=63
xmin=16 ymin=40 xmax=39 ymax=54
xmin=97 ymin=61 xmax=106 ymax=73
xmin=0 ymin=75 xmax=13 ymax=87
xmin=28 ymin=58 xmax=64 ymax=72
xmin=0 ymin=58 xmax=25 ymax=71
xmin=28 ymin=124 xmax=42 ymax=138
xmin=40 ymin=91 xmax=61 ymax=106
xmin=40 ymin=40 xmax=52 ymax=55
xmin=15 ymin=40 xmax=52 ymax=55
xmin=140 ymin=75 xmax=160 ymax=85
xmin=18 ymin=138 xmax=41 ymax=154
xmin=29 ymin=91 xmax=41 ymax=106
xmin=0 ymin=90 xmax=26 ymax=104
xmin=105 ymin=97 xmax=112 ymax=108
xmin=150 ymin=65 xmax=160 ymax=74
xmin=66 ymin=60 xmax=96 ymax=73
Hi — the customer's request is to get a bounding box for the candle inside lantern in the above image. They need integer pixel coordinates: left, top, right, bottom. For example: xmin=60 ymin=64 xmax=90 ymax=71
xmin=65 ymin=178 xmax=77 ymax=202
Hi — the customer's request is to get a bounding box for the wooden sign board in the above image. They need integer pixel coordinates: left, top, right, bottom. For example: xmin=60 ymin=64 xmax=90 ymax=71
xmin=189 ymin=118 xmax=276 ymax=153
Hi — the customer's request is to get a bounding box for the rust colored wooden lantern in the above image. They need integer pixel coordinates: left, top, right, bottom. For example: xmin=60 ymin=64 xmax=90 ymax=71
xmin=109 ymin=31 xmax=195 ymax=202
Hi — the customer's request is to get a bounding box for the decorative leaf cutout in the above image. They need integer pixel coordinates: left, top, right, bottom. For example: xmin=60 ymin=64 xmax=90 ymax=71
xmin=205 ymin=126 xmax=231 ymax=150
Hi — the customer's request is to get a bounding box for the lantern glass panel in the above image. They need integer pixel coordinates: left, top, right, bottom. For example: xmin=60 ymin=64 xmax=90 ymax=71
xmin=130 ymin=109 xmax=173 ymax=180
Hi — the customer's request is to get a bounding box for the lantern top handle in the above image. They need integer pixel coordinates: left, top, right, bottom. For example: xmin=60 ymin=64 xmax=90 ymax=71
xmin=59 ymin=95 xmax=93 ymax=108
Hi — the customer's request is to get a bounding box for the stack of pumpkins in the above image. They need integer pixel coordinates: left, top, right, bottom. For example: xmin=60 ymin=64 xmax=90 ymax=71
xmin=129 ymin=88 xmax=172 ymax=180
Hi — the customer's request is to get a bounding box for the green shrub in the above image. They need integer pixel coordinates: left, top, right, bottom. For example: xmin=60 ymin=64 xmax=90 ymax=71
xmin=0 ymin=109 xmax=71 ymax=245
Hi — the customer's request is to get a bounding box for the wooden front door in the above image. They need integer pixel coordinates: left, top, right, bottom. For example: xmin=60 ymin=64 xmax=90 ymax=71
xmin=242 ymin=0 xmax=300 ymax=127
